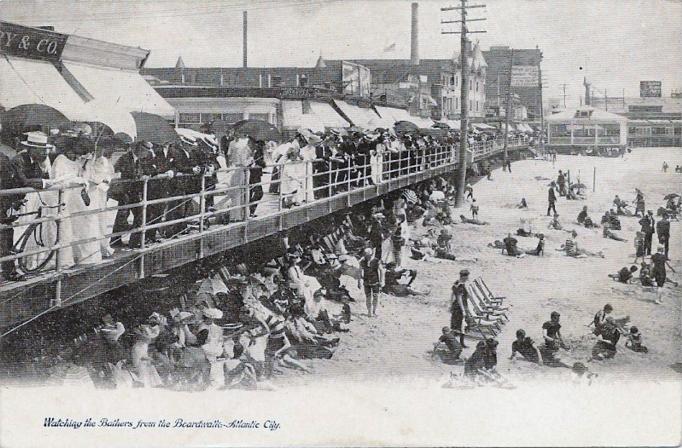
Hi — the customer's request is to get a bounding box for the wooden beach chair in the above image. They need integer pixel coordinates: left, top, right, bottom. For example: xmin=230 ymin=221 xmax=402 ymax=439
xmin=463 ymin=299 xmax=502 ymax=335
xmin=467 ymin=285 xmax=509 ymax=321
xmin=471 ymin=281 xmax=510 ymax=311
xmin=474 ymin=278 xmax=506 ymax=304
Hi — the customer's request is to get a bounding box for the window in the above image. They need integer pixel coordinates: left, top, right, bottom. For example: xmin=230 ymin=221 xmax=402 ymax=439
xmin=469 ymin=79 xmax=473 ymax=90
xmin=476 ymin=81 xmax=479 ymax=92
xmin=469 ymin=100 xmax=472 ymax=110
xmin=250 ymin=113 xmax=270 ymax=123
xmin=300 ymin=74 xmax=308 ymax=86
xmin=476 ymin=101 xmax=479 ymax=111
xmin=652 ymin=127 xmax=667 ymax=135
xmin=178 ymin=113 xmax=201 ymax=124
xmin=455 ymin=76 xmax=459 ymax=87
xmin=272 ymin=76 xmax=283 ymax=87
xmin=222 ymin=113 xmax=243 ymax=123
xmin=201 ymin=113 xmax=222 ymax=123
xmin=450 ymin=75 xmax=455 ymax=85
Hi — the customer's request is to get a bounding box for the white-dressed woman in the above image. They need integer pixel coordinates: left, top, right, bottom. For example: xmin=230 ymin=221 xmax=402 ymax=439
xmin=280 ymin=147 xmax=305 ymax=207
xmin=299 ymin=138 xmax=318 ymax=203
xmin=286 ymin=250 xmax=322 ymax=305
xmin=81 ymin=144 xmax=119 ymax=258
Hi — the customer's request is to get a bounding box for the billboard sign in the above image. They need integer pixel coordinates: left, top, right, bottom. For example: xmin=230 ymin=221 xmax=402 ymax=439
xmin=342 ymin=61 xmax=371 ymax=97
xmin=511 ymin=65 xmax=539 ymax=88
xmin=640 ymin=81 xmax=661 ymax=98
xmin=0 ymin=21 xmax=68 ymax=62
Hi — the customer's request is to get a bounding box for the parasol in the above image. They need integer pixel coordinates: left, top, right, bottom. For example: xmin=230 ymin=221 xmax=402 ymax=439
xmin=131 ymin=112 xmax=178 ymax=145
xmin=664 ymin=193 xmax=680 ymax=200
xmin=394 ymin=120 xmax=419 ymax=134
xmin=432 ymin=122 xmax=451 ymax=130
xmin=1 ymin=104 xmax=70 ymax=134
xmin=231 ymin=119 xmax=281 ymax=142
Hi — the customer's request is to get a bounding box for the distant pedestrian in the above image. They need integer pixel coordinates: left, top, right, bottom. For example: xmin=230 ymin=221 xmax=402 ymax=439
xmin=450 ymin=269 xmax=471 ymax=349
xmin=506 ymin=159 xmax=512 ymax=172
xmin=662 ymin=161 xmax=669 ymax=173
xmin=547 ymin=182 xmax=557 ymax=216
xmin=465 ymin=183 xmax=474 ymax=201
xmin=651 ymin=246 xmax=676 ymax=304
xmin=557 ymin=170 xmax=566 ymax=197
xmin=470 ymin=199 xmax=479 ymax=219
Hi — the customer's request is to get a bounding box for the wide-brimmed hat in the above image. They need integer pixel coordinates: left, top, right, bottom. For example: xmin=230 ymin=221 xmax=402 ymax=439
xmin=179 ymin=135 xmax=198 ymax=147
xmin=21 ymin=131 xmax=54 ymax=150
xmin=459 ymin=269 xmax=470 ymax=277
xmin=203 ymin=307 xmax=223 ymax=320
xmin=173 ymin=311 xmax=195 ymax=323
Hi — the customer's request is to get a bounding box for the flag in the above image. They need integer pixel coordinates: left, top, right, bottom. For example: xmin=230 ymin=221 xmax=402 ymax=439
xmin=383 ymin=42 xmax=396 ymax=53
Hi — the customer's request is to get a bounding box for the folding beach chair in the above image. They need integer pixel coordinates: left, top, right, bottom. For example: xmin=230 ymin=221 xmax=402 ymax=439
xmin=474 ymin=278 xmax=506 ymax=304
xmin=471 ymin=281 xmax=510 ymax=312
xmin=463 ymin=298 xmax=502 ymax=335
xmin=466 ymin=286 xmax=507 ymax=323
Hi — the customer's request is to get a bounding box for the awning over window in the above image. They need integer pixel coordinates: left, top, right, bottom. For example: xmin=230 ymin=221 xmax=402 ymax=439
xmin=63 ymin=61 xmax=176 ymax=118
xmin=282 ymin=100 xmax=350 ymax=132
xmin=334 ymin=101 xmax=381 ymax=129
xmin=0 ymin=55 xmax=86 ymax=120
xmin=375 ymin=106 xmax=433 ymax=128
xmin=473 ymin=123 xmax=495 ymax=130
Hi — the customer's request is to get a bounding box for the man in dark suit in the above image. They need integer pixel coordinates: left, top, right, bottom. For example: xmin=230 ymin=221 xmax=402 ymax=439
xmin=1 ymin=132 xmax=52 ymax=281
xmin=110 ymin=141 xmax=157 ymax=249
xmin=164 ymin=136 xmax=202 ymax=237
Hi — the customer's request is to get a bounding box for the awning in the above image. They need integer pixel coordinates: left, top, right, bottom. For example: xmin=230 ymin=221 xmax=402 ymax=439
xmin=473 ymin=123 xmax=495 ymax=130
xmin=334 ymin=101 xmax=382 ymax=129
xmin=281 ymin=100 xmax=350 ymax=132
xmin=63 ymin=61 xmax=176 ymax=118
xmin=375 ymin=106 xmax=434 ymax=129
xmin=0 ymin=55 xmax=87 ymax=120
xmin=437 ymin=119 xmax=461 ymax=130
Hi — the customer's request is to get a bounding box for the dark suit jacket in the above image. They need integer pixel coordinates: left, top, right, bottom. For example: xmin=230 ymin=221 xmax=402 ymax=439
xmin=111 ymin=152 xmax=158 ymax=203
xmin=1 ymin=151 xmax=45 ymax=210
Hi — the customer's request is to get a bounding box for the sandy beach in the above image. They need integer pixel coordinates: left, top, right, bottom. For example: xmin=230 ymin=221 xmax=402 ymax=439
xmin=281 ymin=148 xmax=682 ymax=386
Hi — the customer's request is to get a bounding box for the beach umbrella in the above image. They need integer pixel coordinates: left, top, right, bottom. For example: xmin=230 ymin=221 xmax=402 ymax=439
xmin=131 ymin=112 xmax=178 ymax=145
xmin=432 ymin=122 xmax=451 ymax=130
xmin=231 ymin=119 xmax=281 ymax=142
xmin=394 ymin=120 xmax=419 ymax=134
xmin=1 ymin=104 xmax=70 ymax=134
xmin=401 ymin=189 xmax=419 ymax=204
xmin=663 ymin=193 xmax=680 ymax=200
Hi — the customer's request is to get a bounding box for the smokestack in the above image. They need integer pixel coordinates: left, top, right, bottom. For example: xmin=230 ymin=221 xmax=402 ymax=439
xmin=410 ymin=2 xmax=419 ymax=66
xmin=243 ymin=11 xmax=248 ymax=68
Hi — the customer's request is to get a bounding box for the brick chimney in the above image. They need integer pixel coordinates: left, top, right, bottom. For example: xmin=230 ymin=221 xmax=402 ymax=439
xmin=410 ymin=3 xmax=420 ymax=66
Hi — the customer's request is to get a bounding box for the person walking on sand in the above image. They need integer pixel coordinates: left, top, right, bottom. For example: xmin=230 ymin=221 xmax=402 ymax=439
xmin=651 ymin=246 xmax=677 ymax=304
xmin=662 ymin=161 xmax=668 ymax=173
xmin=547 ymin=181 xmax=558 ymax=216
xmin=359 ymin=248 xmax=384 ymax=317
xmin=656 ymin=214 xmax=671 ymax=259
xmin=557 ymin=170 xmax=566 ymax=197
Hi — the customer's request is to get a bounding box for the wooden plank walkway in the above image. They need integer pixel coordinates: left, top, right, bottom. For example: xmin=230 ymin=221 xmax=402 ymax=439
xmin=0 ymin=146 xmax=530 ymax=328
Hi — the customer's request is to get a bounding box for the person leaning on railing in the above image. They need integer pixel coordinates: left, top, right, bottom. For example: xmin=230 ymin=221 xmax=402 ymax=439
xmin=1 ymin=132 xmax=60 ymax=281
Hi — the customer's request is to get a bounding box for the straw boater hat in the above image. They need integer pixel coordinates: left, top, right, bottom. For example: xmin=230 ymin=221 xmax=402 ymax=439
xmin=179 ymin=135 xmax=198 ymax=147
xmin=21 ymin=131 xmax=54 ymax=150
xmin=203 ymin=307 xmax=223 ymax=320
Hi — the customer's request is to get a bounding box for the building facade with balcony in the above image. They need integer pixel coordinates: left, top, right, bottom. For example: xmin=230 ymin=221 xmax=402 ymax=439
xmin=546 ymin=107 xmax=628 ymax=153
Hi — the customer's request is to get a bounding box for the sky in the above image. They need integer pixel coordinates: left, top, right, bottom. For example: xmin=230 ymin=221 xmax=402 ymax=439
xmin=2 ymin=0 xmax=681 ymax=107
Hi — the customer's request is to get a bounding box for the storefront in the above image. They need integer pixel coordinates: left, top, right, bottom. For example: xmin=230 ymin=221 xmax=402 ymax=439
xmin=281 ymin=100 xmax=350 ymax=133
xmin=0 ymin=20 xmax=175 ymax=141
xmin=546 ymin=107 xmax=627 ymax=154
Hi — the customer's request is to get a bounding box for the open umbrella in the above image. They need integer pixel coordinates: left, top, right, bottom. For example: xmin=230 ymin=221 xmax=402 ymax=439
xmin=131 ymin=111 xmax=178 ymax=145
xmin=394 ymin=120 xmax=419 ymax=134
xmin=1 ymin=104 xmax=70 ymax=134
xmin=432 ymin=122 xmax=451 ymax=130
xmin=231 ymin=119 xmax=281 ymax=142
xmin=664 ymin=193 xmax=680 ymax=200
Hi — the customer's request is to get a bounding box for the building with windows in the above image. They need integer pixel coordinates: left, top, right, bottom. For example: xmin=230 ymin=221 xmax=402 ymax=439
xmin=590 ymin=95 xmax=681 ymax=147
xmin=482 ymin=46 xmax=543 ymax=120
xmin=546 ymin=107 xmax=627 ymax=153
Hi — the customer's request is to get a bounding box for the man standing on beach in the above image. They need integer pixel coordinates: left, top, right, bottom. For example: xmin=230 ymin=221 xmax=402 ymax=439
xmin=450 ymin=269 xmax=471 ymax=349
xmin=656 ymin=214 xmax=671 ymax=259
xmin=557 ymin=171 xmax=566 ymax=197
xmin=639 ymin=210 xmax=655 ymax=256
xmin=547 ymin=182 xmax=558 ymax=216
xmin=359 ymin=248 xmax=384 ymax=318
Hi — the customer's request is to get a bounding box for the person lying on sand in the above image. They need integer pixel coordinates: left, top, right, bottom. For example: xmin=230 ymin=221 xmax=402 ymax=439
xmin=625 ymin=326 xmax=648 ymax=353
xmin=509 ymin=329 xmax=540 ymax=364
xmin=382 ymin=262 xmax=428 ymax=297
xmin=524 ymin=234 xmax=545 ymax=256
xmin=548 ymin=213 xmax=563 ymax=230
xmin=603 ymin=223 xmax=627 ymax=242
xmin=433 ymin=326 xmax=463 ymax=364
xmin=556 ymin=232 xmax=604 ymax=258
xmin=502 ymin=233 xmax=525 ymax=257
xmin=609 ymin=266 xmax=638 ymax=284
xmin=460 ymin=214 xmax=489 ymax=225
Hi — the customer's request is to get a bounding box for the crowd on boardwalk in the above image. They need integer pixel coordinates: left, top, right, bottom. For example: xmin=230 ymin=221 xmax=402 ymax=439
xmin=0 ymin=121 xmax=535 ymax=282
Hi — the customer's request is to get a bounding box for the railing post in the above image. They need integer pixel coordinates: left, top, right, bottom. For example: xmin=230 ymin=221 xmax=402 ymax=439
xmin=305 ymin=160 xmax=311 ymax=203
xmin=52 ymin=188 xmax=64 ymax=308
xmin=199 ymin=174 xmax=206 ymax=259
xmin=278 ymin=163 xmax=284 ymax=212
xmin=328 ymin=161 xmax=333 ymax=198
xmin=139 ymin=178 xmax=148 ymax=279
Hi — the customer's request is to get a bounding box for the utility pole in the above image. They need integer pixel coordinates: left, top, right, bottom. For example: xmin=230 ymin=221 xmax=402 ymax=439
xmin=441 ymin=0 xmax=486 ymax=207
xmin=559 ymin=83 xmax=568 ymax=108
xmin=538 ymin=62 xmax=545 ymax=153
xmin=604 ymin=89 xmax=608 ymax=111
xmin=503 ymin=48 xmax=514 ymax=164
